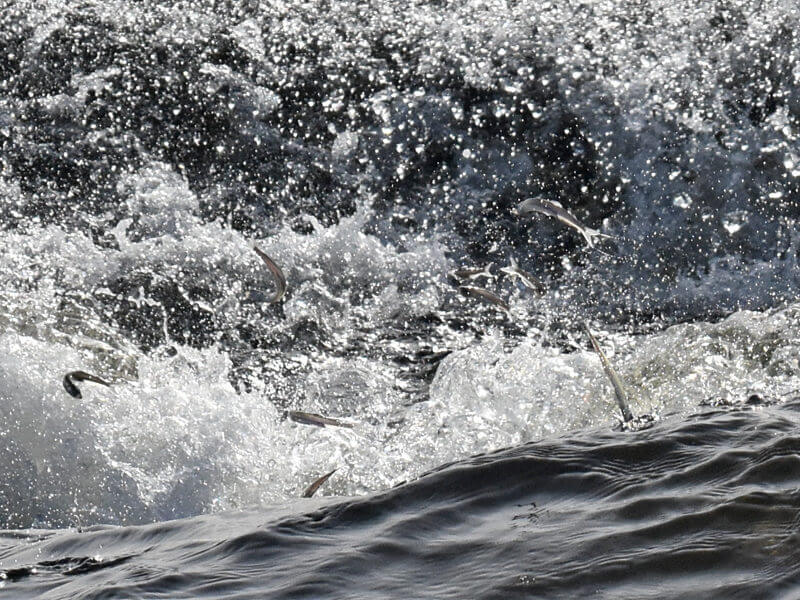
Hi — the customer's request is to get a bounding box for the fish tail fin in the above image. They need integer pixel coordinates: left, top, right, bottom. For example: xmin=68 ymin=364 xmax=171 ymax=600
xmin=582 ymin=227 xmax=613 ymax=247
xmin=592 ymin=245 xmax=614 ymax=258
xmin=500 ymin=256 xmax=518 ymax=279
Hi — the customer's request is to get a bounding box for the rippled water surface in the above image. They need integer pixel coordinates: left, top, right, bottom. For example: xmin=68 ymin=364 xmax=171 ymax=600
xmin=3 ymin=399 xmax=800 ymax=598
xmin=1 ymin=0 xmax=799 ymax=596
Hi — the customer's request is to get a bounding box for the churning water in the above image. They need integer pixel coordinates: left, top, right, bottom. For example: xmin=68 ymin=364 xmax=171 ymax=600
xmin=1 ymin=0 xmax=800 ymax=597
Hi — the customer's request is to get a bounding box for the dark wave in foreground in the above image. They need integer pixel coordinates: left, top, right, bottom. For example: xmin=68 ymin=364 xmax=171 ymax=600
xmin=3 ymin=398 xmax=799 ymax=599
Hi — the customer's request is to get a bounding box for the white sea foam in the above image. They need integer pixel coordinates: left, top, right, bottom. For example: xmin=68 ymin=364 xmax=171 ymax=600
xmin=3 ymin=150 xmax=800 ymax=527
xmin=3 ymin=297 xmax=799 ymax=527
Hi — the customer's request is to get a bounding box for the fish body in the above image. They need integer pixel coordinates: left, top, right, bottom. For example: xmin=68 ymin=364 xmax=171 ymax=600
xmin=63 ymin=371 xmax=110 ymax=399
xmin=449 ymin=263 xmax=494 ymax=282
xmin=302 ymin=469 xmax=337 ymax=498
xmin=288 ymin=410 xmax=354 ymax=429
xmin=583 ymin=324 xmax=634 ymax=422
xmin=458 ymin=285 xmax=509 ymax=312
xmin=499 ymin=256 xmax=545 ymax=293
xmin=515 ymin=197 xmax=611 ymax=249
xmin=252 ymin=244 xmax=287 ymax=303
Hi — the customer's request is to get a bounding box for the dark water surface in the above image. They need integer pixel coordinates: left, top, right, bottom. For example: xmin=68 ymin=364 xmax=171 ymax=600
xmin=3 ymin=398 xmax=800 ymax=599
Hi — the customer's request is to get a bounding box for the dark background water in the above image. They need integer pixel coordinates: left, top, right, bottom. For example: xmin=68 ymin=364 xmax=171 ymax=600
xmin=3 ymin=398 xmax=800 ymax=598
xmin=1 ymin=0 xmax=800 ymax=596
xmin=3 ymin=0 xmax=799 ymax=342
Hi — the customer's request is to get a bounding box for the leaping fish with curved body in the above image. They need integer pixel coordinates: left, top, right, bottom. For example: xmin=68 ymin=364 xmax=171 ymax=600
xmin=583 ymin=324 xmax=634 ymax=423
xmin=515 ymin=197 xmax=612 ymax=250
xmin=458 ymin=285 xmax=509 ymax=312
xmin=63 ymin=371 xmax=110 ymax=399
xmin=252 ymin=244 xmax=287 ymax=303
xmin=302 ymin=469 xmax=337 ymax=498
xmin=448 ymin=263 xmax=495 ymax=282
xmin=500 ymin=256 xmax=545 ymax=293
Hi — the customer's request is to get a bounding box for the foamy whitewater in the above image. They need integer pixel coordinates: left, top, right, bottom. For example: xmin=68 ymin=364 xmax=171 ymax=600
xmin=1 ymin=0 xmax=800 ymax=597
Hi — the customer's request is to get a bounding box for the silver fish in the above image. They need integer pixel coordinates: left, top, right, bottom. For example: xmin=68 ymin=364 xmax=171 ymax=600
xmin=448 ymin=263 xmax=495 ymax=282
xmin=515 ymin=197 xmax=612 ymax=249
xmin=252 ymin=244 xmax=287 ymax=303
xmin=302 ymin=469 xmax=337 ymax=498
xmin=499 ymin=256 xmax=545 ymax=293
xmin=288 ymin=410 xmax=355 ymax=429
xmin=63 ymin=371 xmax=110 ymax=399
xmin=458 ymin=285 xmax=509 ymax=312
xmin=583 ymin=324 xmax=634 ymax=422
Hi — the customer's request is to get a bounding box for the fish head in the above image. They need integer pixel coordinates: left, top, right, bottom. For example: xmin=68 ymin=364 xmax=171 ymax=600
xmin=63 ymin=376 xmax=82 ymax=398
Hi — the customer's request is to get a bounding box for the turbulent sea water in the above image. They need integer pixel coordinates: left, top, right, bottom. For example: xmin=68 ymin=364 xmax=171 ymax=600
xmin=1 ymin=0 xmax=800 ymax=597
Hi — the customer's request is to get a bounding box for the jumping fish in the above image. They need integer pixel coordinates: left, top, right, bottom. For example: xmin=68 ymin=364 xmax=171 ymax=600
xmin=448 ymin=263 xmax=495 ymax=282
xmin=288 ymin=410 xmax=355 ymax=429
xmin=252 ymin=244 xmax=287 ymax=303
xmin=515 ymin=197 xmax=612 ymax=249
xmin=302 ymin=469 xmax=337 ymax=498
xmin=63 ymin=371 xmax=110 ymax=399
xmin=583 ymin=324 xmax=634 ymax=422
xmin=499 ymin=256 xmax=545 ymax=293
xmin=458 ymin=285 xmax=509 ymax=312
